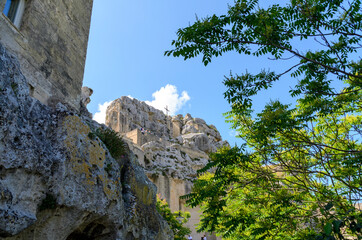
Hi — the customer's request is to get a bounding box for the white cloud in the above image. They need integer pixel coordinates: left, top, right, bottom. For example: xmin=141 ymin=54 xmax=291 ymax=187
xmin=145 ymin=84 xmax=190 ymax=115
xmin=229 ymin=129 xmax=238 ymax=137
xmin=93 ymin=101 xmax=112 ymax=124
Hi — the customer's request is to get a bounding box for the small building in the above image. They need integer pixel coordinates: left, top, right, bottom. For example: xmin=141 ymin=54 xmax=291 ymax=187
xmin=0 ymin=0 xmax=93 ymax=110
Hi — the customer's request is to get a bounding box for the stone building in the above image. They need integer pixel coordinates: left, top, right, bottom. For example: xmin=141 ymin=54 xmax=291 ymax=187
xmin=0 ymin=0 xmax=93 ymax=110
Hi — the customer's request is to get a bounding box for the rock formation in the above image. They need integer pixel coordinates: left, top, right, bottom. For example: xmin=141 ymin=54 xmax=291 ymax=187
xmin=0 ymin=44 xmax=172 ymax=239
xmin=80 ymin=86 xmax=93 ymax=119
xmin=106 ymin=96 xmax=229 ymax=239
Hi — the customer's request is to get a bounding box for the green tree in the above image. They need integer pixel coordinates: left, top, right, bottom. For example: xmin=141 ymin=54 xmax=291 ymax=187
xmin=166 ymin=0 xmax=362 ymax=239
xmin=156 ymin=195 xmax=192 ymax=240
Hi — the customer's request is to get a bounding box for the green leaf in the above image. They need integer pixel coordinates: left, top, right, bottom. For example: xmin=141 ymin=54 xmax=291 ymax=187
xmin=324 ymin=222 xmax=333 ymax=236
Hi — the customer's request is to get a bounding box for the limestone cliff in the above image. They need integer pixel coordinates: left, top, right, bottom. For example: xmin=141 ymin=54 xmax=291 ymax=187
xmin=106 ymin=96 xmax=229 ymax=240
xmin=0 ymin=44 xmax=172 ymax=239
xmin=106 ymin=97 xmax=228 ymax=180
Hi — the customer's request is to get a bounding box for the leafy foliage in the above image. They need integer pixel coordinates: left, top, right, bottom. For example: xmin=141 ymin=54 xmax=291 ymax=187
xmin=168 ymin=0 xmax=362 ymax=239
xmin=156 ymin=195 xmax=192 ymax=240
xmin=94 ymin=128 xmax=127 ymax=159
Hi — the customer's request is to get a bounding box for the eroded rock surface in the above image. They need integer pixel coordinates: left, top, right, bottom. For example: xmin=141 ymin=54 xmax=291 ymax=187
xmin=0 ymin=44 xmax=172 ymax=239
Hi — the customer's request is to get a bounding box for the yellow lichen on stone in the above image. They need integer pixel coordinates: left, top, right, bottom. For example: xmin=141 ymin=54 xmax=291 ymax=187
xmin=130 ymin=177 xmax=153 ymax=205
xmin=63 ymin=116 xmax=90 ymax=135
xmin=98 ymin=174 xmax=119 ymax=200
xmin=62 ymin=116 xmax=106 ymax=188
xmin=62 ymin=116 xmax=120 ymax=200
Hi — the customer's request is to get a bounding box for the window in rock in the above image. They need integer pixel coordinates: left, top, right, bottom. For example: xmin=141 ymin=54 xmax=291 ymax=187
xmin=3 ymin=0 xmax=26 ymax=28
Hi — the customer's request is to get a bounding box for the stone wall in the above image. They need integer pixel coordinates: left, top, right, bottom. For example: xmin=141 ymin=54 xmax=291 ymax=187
xmin=149 ymin=176 xmax=216 ymax=240
xmin=0 ymin=0 xmax=93 ymax=110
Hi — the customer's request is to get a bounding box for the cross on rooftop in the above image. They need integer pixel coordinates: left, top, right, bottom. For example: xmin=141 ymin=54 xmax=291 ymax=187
xmin=164 ymin=105 xmax=170 ymax=116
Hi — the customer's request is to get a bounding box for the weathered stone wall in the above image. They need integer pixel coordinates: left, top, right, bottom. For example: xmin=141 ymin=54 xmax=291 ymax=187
xmin=126 ymin=128 xmax=142 ymax=146
xmin=125 ymin=128 xmax=162 ymax=147
xmin=0 ymin=43 xmax=173 ymax=239
xmin=0 ymin=0 xmax=93 ymax=110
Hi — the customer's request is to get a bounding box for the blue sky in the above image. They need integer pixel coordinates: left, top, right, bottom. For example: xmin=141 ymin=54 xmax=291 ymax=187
xmin=3 ymin=1 xmax=10 ymax=16
xmin=83 ymin=0 xmax=297 ymax=145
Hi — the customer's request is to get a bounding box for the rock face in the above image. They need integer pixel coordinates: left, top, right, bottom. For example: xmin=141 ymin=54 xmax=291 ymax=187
xmin=106 ymin=97 xmax=228 ymax=181
xmin=106 ymin=96 xmax=229 ymax=239
xmin=0 ymin=44 xmax=172 ymax=239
